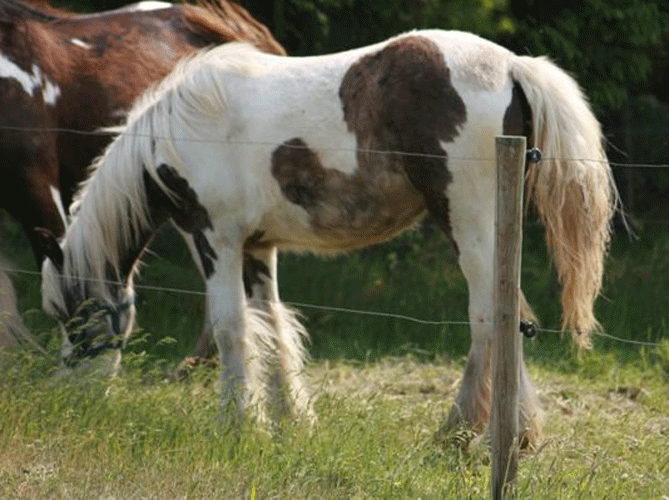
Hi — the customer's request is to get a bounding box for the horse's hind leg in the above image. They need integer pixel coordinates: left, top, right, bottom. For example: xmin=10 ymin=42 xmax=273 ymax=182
xmin=410 ymin=164 xmax=541 ymax=446
xmin=447 ymin=241 xmax=495 ymax=435
xmin=448 ymin=238 xmax=542 ymax=447
xmin=400 ymin=149 xmax=497 ymax=437
xmin=518 ymin=347 xmax=542 ymax=447
xmin=245 ymin=247 xmax=313 ymax=423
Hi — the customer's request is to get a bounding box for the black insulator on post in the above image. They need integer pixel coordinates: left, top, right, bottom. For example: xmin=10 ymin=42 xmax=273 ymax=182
xmin=525 ymin=148 xmax=542 ymax=164
xmin=519 ymin=320 xmax=537 ymax=338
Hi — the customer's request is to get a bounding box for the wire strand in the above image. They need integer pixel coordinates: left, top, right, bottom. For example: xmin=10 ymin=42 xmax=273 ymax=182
xmin=2 ymin=266 xmax=664 ymax=348
xmin=0 ymin=124 xmax=668 ymax=168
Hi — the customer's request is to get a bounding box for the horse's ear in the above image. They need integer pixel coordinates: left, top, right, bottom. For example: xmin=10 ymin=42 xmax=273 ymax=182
xmin=34 ymin=227 xmax=64 ymax=272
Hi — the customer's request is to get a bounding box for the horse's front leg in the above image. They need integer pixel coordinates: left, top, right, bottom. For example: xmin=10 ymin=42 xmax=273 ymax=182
xmin=180 ymin=229 xmax=216 ymax=358
xmin=206 ymin=245 xmax=267 ymax=425
xmin=245 ymin=247 xmax=313 ymax=423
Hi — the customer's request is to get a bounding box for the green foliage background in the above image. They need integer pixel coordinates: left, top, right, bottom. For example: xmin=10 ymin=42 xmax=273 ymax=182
xmin=60 ymin=0 xmax=669 ymax=111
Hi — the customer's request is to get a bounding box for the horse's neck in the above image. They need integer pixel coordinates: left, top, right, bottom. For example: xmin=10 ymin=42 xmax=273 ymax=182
xmin=116 ymin=227 xmax=157 ymax=284
xmin=67 ymin=216 xmax=156 ymax=297
xmin=101 ymin=167 xmax=181 ymax=284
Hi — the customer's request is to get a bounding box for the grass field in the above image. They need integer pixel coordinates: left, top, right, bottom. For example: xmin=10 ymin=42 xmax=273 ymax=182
xmin=1 ymin=347 xmax=668 ymax=498
xmin=1 ymin=217 xmax=669 ymax=498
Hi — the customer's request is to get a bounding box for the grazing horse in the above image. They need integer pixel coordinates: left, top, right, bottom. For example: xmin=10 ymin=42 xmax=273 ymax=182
xmin=0 ymin=0 xmax=284 ymax=347
xmin=39 ymin=31 xmax=617 ymax=443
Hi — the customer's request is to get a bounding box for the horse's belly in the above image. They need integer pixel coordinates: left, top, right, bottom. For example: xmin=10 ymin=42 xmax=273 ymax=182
xmin=260 ymin=181 xmax=426 ymax=252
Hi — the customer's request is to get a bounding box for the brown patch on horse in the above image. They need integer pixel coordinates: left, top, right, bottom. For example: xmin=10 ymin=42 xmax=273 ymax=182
xmin=338 ymin=35 xmax=467 ymax=237
xmin=272 ymin=138 xmax=425 ymax=248
xmin=272 ymin=36 xmax=467 ymax=247
xmin=503 ymin=81 xmax=533 ymax=146
xmin=144 ymin=164 xmax=218 ymax=279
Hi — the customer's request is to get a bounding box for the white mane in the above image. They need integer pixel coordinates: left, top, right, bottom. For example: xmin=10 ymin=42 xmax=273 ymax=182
xmin=52 ymin=42 xmax=266 ymax=306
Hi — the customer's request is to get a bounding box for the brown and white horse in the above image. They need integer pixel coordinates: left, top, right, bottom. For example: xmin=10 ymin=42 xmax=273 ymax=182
xmin=40 ymin=32 xmax=617 ymax=445
xmin=0 ymin=0 xmax=284 ymax=346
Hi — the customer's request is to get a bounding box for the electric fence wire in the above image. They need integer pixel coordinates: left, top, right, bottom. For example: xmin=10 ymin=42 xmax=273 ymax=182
xmin=1 ymin=266 xmax=664 ymax=348
xmin=0 ymin=123 xmax=667 ymax=168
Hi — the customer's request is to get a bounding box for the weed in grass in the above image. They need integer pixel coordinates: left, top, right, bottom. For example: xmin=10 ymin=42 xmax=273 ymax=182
xmin=653 ymin=339 xmax=669 ymax=378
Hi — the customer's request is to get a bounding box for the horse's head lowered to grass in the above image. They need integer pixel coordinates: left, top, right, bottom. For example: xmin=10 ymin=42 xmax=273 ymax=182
xmin=38 ymin=228 xmax=137 ymax=367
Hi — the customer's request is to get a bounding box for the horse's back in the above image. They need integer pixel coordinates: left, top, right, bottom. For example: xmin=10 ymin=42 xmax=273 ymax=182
xmin=167 ymin=31 xmax=519 ymax=251
xmin=206 ymin=29 xmax=517 ymax=176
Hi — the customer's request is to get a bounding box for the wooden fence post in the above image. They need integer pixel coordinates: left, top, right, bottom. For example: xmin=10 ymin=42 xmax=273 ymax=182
xmin=491 ymin=136 xmax=526 ymax=499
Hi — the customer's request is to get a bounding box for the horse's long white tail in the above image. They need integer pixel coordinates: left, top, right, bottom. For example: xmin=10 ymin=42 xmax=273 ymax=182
xmin=510 ymin=56 xmax=618 ymax=346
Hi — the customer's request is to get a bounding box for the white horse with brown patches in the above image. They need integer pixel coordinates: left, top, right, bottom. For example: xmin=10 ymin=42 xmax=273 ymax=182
xmin=39 ymin=30 xmax=616 ymax=445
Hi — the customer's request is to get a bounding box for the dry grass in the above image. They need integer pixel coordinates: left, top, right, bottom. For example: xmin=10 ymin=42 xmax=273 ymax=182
xmin=1 ymin=347 xmax=667 ymax=499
